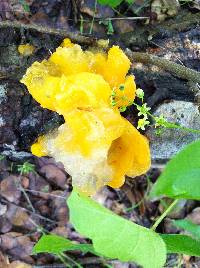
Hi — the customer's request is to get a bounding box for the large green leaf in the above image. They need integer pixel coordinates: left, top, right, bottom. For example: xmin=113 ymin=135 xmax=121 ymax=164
xmin=173 ymin=219 xmax=200 ymax=240
xmin=33 ymin=234 xmax=96 ymax=255
xmin=68 ymin=190 xmax=166 ymax=268
xmin=161 ymin=234 xmax=200 ymax=256
xmin=150 ymin=139 xmax=200 ymax=200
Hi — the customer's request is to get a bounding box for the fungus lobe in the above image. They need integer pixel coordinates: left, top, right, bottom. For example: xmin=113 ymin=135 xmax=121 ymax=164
xmin=21 ymin=39 xmax=151 ymax=195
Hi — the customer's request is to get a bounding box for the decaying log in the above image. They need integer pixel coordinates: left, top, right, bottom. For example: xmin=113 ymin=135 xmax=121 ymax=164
xmin=0 ymin=12 xmax=200 ymax=160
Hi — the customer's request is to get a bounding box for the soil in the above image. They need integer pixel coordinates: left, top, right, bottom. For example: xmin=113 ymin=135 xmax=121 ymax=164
xmin=0 ymin=1 xmax=200 ymax=267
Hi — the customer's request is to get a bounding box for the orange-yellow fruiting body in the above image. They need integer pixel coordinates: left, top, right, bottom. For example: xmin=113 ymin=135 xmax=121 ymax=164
xmin=21 ymin=40 xmax=150 ymax=195
xmin=18 ymin=44 xmax=35 ymax=56
xmin=31 ymin=136 xmax=48 ymax=157
xmin=61 ymin=38 xmax=75 ymax=48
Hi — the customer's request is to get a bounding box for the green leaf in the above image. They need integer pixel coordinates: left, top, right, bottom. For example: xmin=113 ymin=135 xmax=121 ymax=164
xmin=98 ymin=0 xmax=123 ymax=8
xmin=161 ymin=234 xmax=200 ymax=256
xmin=126 ymin=0 xmax=135 ymax=4
xmin=149 ymin=139 xmax=200 ymax=200
xmin=107 ymin=19 xmax=114 ymax=35
xmin=68 ymin=190 xmax=166 ymax=268
xmin=19 ymin=0 xmax=30 ymax=12
xmin=33 ymin=234 xmax=96 ymax=255
xmin=173 ymin=219 xmax=200 ymax=240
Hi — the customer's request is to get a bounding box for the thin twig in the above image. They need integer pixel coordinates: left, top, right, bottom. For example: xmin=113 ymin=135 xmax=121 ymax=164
xmin=18 ymin=183 xmax=36 ymax=212
xmin=89 ymin=0 xmax=97 ymax=35
xmin=126 ymin=49 xmax=200 ymax=84
xmin=2 ymin=198 xmax=58 ymax=224
xmin=0 ymin=21 xmax=97 ymax=46
xmin=1 ymin=21 xmax=200 ymax=87
xmin=104 ymin=16 xmax=149 ymax=20
xmin=18 ymin=172 xmax=36 ymax=213
xmin=18 ymin=188 xmax=66 ymax=199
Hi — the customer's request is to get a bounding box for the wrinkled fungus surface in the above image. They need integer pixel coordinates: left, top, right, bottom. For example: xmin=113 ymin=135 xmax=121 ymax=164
xmin=21 ymin=39 xmax=151 ymax=195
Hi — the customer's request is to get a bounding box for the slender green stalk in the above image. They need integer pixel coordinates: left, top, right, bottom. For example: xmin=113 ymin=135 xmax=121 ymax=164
xmin=80 ymin=15 xmax=84 ymax=34
xmin=151 ymin=199 xmax=178 ymax=231
xmin=58 ymin=253 xmax=72 ymax=268
xmin=61 ymin=253 xmax=83 ymax=268
xmin=147 ymin=112 xmax=200 ymax=134
xmin=169 ymin=124 xmax=200 ymax=134
xmin=89 ymin=0 xmax=98 ymax=34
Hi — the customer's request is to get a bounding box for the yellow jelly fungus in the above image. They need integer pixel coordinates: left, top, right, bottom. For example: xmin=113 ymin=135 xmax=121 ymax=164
xmin=100 ymin=45 xmax=131 ymax=88
xmin=21 ymin=39 xmax=151 ymax=195
xmin=31 ymin=136 xmax=48 ymax=157
xmin=18 ymin=44 xmax=35 ymax=56
xmin=61 ymin=38 xmax=75 ymax=48
xmin=55 ymin=72 xmax=111 ymax=114
xmin=107 ymin=119 xmax=150 ymax=188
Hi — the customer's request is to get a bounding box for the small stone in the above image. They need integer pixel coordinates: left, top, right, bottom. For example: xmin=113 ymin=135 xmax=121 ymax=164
xmin=28 ymin=172 xmax=51 ymax=199
xmin=0 ymin=176 xmax=21 ymax=203
xmin=0 ymin=217 xmax=12 ymax=233
xmin=0 ymin=232 xmax=18 ymax=250
xmin=50 ymin=191 xmax=69 ymax=224
xmin=34 ymin=199 xmax=50 ymax=216
xmin=147 ymin=101 xmax=200 ymax=161
xmin=6 ymin=204 xmax=37 ymax=231
xmin=8 ymin=208 xmax=29 ymax=227
xmin=0 ymin=232 xmax=34 ymax=263
xmin=187 ymin=207 xmax=200 ymax=224
xmin=21 ymin=177 xmax=29 ymax=189
xmin=40 ymin=164 xmax=68 ymax=188
xmin=36 ymin=157 xmax=65 ymax=171
xmin=51 ymin=226 xmax=69 ymax=238
xmin=0 ymin=251 xmax=9 ymax=267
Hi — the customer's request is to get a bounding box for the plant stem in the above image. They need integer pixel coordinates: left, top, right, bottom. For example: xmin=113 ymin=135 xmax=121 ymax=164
xmin=169 ymin=124 xmax=200 ymax=134
xmin=151 ymin=199 xmax=178 ymax=231
xmin=61 ymin=253 xmax=83 ymax=268
xmin=147 ymin=112 xmax=200 ymax=134
xmin=80 ymin=15 xmax=84 ymax=34
xmin=58 ymin=253 xmax=71 ymax=268
xmin=89 ymin=0 xmax=97 ymax=34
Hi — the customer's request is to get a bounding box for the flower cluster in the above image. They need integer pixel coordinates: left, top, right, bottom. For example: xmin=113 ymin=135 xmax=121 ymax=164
xmin=135 ymin=89 xmax=150 ymax=130
xmin=135 ymin=91 xmax=169 ymax=133
xmin=21 ymin=39 xmax=151 ymax=195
